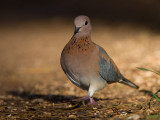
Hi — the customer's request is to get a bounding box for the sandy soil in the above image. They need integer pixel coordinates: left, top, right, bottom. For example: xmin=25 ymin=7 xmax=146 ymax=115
xmin=0 ymin=18 xmax=160 ymax=119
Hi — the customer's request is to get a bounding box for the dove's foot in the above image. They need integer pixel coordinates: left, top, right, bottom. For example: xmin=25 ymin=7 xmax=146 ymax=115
xmin=88 ymin=97 xmax=98 ymax=106
xmin=73 ymin=95 xmax=98 ymax=107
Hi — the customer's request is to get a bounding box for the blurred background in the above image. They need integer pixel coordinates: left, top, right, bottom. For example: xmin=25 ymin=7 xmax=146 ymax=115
xmin=0 ymin=0 xmax=160 ymax=98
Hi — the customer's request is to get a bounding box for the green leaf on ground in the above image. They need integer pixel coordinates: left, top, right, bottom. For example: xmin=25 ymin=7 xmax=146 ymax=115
xmin=152 ymin=89 xmax=160 ymax=102
xmin=137 ymin=67 xmax=160 ymax=76
xmin=153 ymin=93 xmax=160 ymax=102
xmin=148 ymin=112 xmax=160 ymax=119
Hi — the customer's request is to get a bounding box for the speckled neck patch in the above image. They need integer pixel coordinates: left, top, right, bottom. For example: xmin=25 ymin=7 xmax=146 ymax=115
xmin=64 ymin=36 xmax=95 ymax=55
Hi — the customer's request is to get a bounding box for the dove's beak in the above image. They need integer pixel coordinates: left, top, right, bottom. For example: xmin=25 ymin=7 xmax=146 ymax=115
xmin=74 ymin=27 xmax=81 ymax=34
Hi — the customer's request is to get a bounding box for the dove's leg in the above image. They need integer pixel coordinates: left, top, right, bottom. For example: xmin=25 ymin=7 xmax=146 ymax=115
xmin=88 ymin=97 xmax=97 ymax=106
xmin=88 ymin=88 xmax=97 ymax=106
xmin=74 ymin=85 xmax=95 ymax=101
xmin=73 ymin=85 xmax=98 ymax=106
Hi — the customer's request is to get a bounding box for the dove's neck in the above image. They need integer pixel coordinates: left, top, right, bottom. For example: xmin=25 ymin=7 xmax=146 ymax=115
xmin=73 ymin=33 xmax=91 ymax=42
xmin=63 ymin=34 xmax=95 ymax=55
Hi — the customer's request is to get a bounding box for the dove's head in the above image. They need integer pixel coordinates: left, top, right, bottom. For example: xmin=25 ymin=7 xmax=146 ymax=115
xmin=74 ymin=15 xmax=92 ymax=36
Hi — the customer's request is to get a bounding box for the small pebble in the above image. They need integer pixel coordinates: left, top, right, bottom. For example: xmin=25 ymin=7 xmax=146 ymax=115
xmin=25 ymin=101 xmax=29 ymax=104
xmin=7 ymin=114 xmax=12 ymax=117
xmin=11 ymin=102 xmax=14 ymax=105
xmin=93 ymin=107 xmax=97 ymax=110
xmin=43 ymin=112 xmax=51 ymax=115
xmin=127 ymin=114 xmax=140 ymax=120
xmin=68 ymin=104 xmax=73 ymax=107
xmin=32 ymin=98 xmax=44 ymax=103
xmin=12 ymin=108 xmax=17 ymax=111
xmin=94 ymin=113 xmax=97 ymax=116
xmin=69 ymin=115 xmax=76 ymax=118
xmin=120 ymin=111 xmax=127 ymax=116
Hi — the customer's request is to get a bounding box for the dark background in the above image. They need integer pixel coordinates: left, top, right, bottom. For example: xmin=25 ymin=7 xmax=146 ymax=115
xmin=0 ymin=0 xmax=160 ymax=30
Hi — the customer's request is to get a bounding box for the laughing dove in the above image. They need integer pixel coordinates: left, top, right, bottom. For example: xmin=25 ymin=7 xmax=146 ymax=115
xmin=60 ymin=15 xmax=139 ymax=105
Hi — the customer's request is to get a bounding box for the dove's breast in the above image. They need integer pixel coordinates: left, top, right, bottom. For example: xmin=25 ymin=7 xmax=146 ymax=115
xmin=61 ymin=37 xmax=102 ymax=90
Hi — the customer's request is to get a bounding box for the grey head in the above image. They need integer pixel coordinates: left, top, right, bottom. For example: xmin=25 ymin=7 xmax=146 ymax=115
xmin=74 ymin=15 xmax=92 ymax=36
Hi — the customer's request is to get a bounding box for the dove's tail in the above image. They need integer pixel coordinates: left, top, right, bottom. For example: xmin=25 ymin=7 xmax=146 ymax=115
xmin=119 ymin=77 xmax=139 ymax=89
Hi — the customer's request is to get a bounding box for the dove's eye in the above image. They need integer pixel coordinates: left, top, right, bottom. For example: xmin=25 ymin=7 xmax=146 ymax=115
xmin=85 ymin=21 xmax=88 ymax=25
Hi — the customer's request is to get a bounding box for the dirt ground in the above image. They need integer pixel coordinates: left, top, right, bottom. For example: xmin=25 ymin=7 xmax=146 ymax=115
xmin=0 ymin=18 xmax=160 ymax=120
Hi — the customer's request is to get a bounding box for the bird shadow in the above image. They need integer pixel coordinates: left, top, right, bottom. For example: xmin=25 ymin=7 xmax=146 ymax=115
xmin=139 ymin=89 xmax=154 ymax=97
xmin=7 ymin=91 xmax=78 ymax=103
xmin=7 ymin=91 xmax=115 ymax=107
